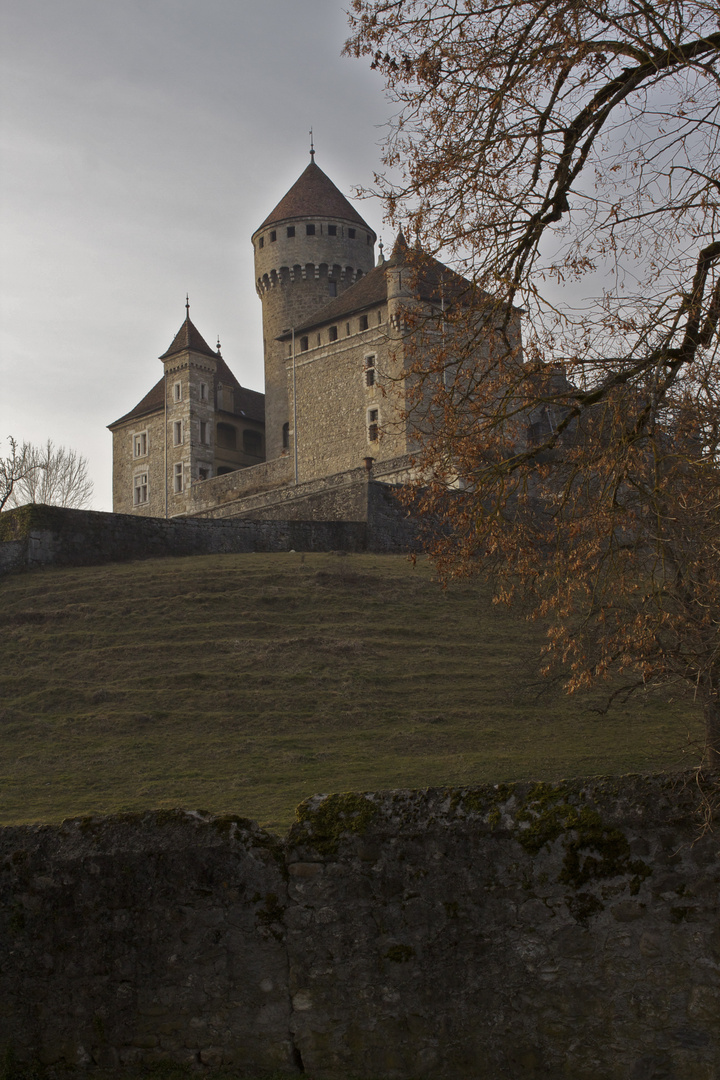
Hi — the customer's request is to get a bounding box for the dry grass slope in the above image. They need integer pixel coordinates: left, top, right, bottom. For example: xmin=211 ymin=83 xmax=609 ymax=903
xmin=0 ymin=552 xmax=702 ymax=832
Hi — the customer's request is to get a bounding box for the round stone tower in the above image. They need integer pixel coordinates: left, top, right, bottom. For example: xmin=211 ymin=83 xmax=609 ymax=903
xmin=252 ymin=153 xmax=377 ymax=461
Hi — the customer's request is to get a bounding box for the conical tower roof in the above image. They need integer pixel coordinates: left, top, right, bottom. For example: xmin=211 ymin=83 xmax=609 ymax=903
xmin=257 ymin=160 xmax=373 ymax=233
xmin=159 ymin=312 xmax=218 ymax=360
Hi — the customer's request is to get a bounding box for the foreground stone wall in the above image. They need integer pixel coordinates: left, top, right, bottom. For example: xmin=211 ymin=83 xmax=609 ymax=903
xmin=1 ymin=777 xmax=718 ymax=1078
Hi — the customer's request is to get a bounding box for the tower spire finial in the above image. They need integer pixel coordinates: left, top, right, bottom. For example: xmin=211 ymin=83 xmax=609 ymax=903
xmin=309 ymin=128 xmax=315 ymax=162
xmin=185 ymin=293 xmax=190 ymax=318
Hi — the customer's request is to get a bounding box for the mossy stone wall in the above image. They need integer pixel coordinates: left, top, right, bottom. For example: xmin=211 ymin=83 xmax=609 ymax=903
xmin=1 ymin=777 xmax=718 ymax=1078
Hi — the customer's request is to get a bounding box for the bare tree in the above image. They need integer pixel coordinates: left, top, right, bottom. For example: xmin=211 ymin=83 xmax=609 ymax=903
xmin=6 ymin=440 xmax=93 ymax=510
xmin=346 ymin=1 xmax=720 ymax=765
xmin=0 ymin=438 xmax=37 ymax=512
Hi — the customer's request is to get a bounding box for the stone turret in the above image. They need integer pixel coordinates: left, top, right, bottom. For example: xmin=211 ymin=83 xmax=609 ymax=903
xmin=252 ymin=154 xmax=377 ymax=460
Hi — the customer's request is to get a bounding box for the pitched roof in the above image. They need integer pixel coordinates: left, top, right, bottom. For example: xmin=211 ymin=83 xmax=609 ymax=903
xmin=216 ymin=355 xmax=265 ymax=423
xmin=108 ymin=316 xmax=265 ymax=429
xmin=159 ymin=314 xmax=218 ymax=360
xmin=257 ymin=160 xmax=374 ymax=233
xmin=279 ymin=233 xmax=474 ymax=337
xmin=108 ymin=377 xmax=165 ymax=429
xmin=286 ymin=264 xmax=389 ymax=336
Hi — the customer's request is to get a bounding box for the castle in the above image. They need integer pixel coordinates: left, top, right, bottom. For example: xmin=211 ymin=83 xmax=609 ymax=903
xmin=108 ymin=152 xmax=498 ymax=523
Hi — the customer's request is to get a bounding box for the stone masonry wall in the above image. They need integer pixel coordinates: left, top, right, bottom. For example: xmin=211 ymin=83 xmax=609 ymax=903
xmin=0 ymin=505 xmax=368 ymax=577
xmin=0 ymin=482 xmax=419 ymax=577
xmin=0 ymin=777 xmax=718 ymax=1078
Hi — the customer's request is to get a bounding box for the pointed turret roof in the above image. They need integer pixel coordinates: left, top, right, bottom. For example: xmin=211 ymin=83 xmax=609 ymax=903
xmin=257 ymin=160 xmax=373 ymax=233
xmin=159 ymin=312 xmax=218 ymax=360
xmin=108 ymin=311 xmax=265 ymax=429
xmin=386 ymin=229 xmax=409 ymax=265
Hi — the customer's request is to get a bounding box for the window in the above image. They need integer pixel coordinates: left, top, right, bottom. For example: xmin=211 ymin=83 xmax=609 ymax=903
xmin=258 ymin=236 xmax=264 ymax=249
xmin=348 ymin=228 xmax=356 ymax=239
xmin=306 ymin=223 xmax=316 ymax=236
xmin=300 ymin=336 xmax=309 ymax=352
xmin=359 ymin=314 xmax=369 ymax=331
xmin=133 ymin=473 xmax=148 ymax=505
xmin=345 ymin=323 xmax=351 ymax=336
xmin=199 ymin=382 xmax=207 ymax=401
xmin=287 ymin=226 xmax=295 ymax=238
xmin=133 ymin=431 xmax=147 ymax=458
xmin=173 ymin=382 xmax=182 ymax=402
xmin=216 ymin=422 xmax=237 ymax=450
xmin=368 ymin=409 xmax=379 ymax=442
xmin=328 ymin=326 xmax=338 ymax=342
xmin=316 ymin=333 xmax=321 ymax=347
xmin=327 ymin=224 xmax=337 ymax=236
xmin=199 ymin=421 xmax=209 ymax=444
xmin=365 ymin=355 xmax=375 ymax=387
xmin=173 ymin=463 xmax=183 ymax=493
xmin=243 ymin=429 xmax=263 ymax=455
xmin=282 ymin=422 xmax=290 ymax=449
xmin=270 ymin=230 xmax=277 ymax=242
xmin=329 ymin=281 xmax=337 ymax=297
xmin=198 ymin=465 xmax=211 ymax=482
xmin=173 ymin=420 xmax=183 ymax=446
xmin=377 ymin=310 xmax=383 ymax=325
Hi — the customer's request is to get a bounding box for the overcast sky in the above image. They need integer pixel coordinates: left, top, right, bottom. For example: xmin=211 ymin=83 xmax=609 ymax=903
xmin=0 ymin=0 xmax=391 ymax=510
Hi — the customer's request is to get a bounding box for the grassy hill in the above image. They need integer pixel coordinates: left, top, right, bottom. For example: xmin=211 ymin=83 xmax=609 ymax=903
xmin=0 ymin=551 xmax=702 ymax=832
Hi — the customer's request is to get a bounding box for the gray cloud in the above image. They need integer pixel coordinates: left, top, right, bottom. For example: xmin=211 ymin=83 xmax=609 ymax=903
xmin=0 ymin=0 xmax=390 ymax=509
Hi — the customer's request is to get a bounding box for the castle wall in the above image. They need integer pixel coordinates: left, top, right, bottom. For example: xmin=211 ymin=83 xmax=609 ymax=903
xmin=1 ymin=777 xmax=718 ymax=1078
xmin=111 ymin=410 xmax=167 ymax=518
xmin=290 ymin=308 xmax=409 ymax=483
xmin=253 ymin=218 xmax=376 ymax=461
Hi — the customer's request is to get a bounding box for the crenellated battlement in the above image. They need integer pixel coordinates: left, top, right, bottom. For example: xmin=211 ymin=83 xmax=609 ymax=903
xmin=255 ymin=263 xmax=366 ymax=296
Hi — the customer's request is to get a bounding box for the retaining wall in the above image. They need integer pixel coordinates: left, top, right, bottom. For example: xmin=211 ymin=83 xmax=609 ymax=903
xmin=1 ymin=777 xmax=718 ymax=1078
xmin=0 ymin=502 xmax=412 ymax=577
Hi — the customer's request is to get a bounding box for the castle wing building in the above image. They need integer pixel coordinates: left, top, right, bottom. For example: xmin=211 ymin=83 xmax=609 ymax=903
xmin=108 ymin=306 xmax=264 ymax=517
